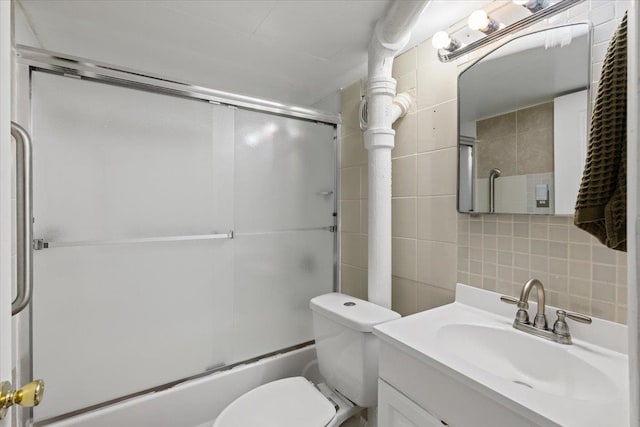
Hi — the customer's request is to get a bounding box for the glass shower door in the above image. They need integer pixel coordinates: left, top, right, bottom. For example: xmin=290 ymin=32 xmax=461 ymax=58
xmin=30 ymin=72 xmax=235 ymax=419
xmin=28 ymin=70 xmax=337 ymax=422
xmin=232 ymin=110 xmax=336 ymax=362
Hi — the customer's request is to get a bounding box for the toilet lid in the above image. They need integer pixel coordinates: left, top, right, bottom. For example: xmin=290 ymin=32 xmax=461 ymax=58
xmin=214 ymin=377 xmax=336 ymax=427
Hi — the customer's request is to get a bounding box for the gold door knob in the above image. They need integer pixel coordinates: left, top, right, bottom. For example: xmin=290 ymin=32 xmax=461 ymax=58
xmin=0 ymin=380 xmax=45 ymax=419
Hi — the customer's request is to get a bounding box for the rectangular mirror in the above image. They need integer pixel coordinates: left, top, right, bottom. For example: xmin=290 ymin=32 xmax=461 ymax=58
xmin=457 ymin=23 xmax=591 ymax=215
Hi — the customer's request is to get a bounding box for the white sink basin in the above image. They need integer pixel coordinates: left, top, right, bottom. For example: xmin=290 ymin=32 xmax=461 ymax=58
xmin=373 ymin=284 xmax=629 ymax=427
xmin=436 ymin=323 xmax=618 ymax=402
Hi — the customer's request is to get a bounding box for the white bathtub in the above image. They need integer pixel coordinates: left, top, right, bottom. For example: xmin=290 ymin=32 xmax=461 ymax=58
xmin=43 ymin=346 xmax=318 ymax=427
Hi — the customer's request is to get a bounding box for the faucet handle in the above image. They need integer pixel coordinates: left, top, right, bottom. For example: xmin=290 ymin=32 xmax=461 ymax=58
xmin=552 ymin=310 xmax=571 ymax=342
xmin=500 ymin=295 xmax=530 ymax=324
xmin=500 ymin=295 xmax=528 ymax=310
xmin=563 ymin=310 xmax=592 ymax=324
xmin=500 ymin=295 xmax=519 ymax=305
xmin=552 ymin=309 xmax=593 ymax=345
xmin=552 ymin=309 xmax=592 ymax=344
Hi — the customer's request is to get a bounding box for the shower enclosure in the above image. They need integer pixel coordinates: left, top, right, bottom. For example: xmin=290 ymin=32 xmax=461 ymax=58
xmin=13 ymin=46 xmax=339 ymax=425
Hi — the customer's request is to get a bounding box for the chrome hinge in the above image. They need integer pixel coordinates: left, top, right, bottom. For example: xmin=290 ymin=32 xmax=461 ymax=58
xmin=33 ymin=239 xmax=48 ymax=250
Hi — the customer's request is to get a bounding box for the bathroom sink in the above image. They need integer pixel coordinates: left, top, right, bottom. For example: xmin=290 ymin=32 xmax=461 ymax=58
xmin=436 ymin=323 xmax=618 ymax=402
xmin=373 ymin=284 xmax=629 ymax=427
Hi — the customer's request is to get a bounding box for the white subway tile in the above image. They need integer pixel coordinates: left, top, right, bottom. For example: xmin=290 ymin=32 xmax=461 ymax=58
xmin=392 ymin=237 xmax=417 ymax=280
xmin=593 ymin=18 xmax=619 ymax=44
xmin=590 ymin=1 xmax=615 ymax=25
xmin=393 ymin=47 xmax=418 ymax=79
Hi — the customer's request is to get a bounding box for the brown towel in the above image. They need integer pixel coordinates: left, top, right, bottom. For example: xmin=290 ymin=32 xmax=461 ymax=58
xmin=574 ymin=13 xmax=627 ymax=252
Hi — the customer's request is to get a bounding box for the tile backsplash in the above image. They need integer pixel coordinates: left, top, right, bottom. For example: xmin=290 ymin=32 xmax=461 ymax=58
xmin=457 ymin=214 xmax=627 ymax=323
xmin=339 ymin=0 xmax=628 ymax=323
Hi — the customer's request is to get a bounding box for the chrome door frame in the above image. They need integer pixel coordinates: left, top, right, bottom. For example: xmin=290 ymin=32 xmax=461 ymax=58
xmin=16 ymin=45 xmax=340 ymax=125
xmin=14 ymin=55 xmax=32 ymax=427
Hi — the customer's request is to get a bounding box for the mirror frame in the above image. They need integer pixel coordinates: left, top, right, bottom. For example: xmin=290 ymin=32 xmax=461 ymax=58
xmin=456 ymin=21 xmax=593 ymax=215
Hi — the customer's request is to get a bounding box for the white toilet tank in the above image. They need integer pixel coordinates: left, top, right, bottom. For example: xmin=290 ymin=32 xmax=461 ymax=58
xmin=309 ymin=293 xmax=400 ymax=408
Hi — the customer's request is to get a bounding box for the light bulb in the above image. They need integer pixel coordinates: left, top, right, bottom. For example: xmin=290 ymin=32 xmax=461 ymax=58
xmin=468 ymin=10 xmax=500 ymax=34
xmin=468 ymin=10 xmax=490 ymax=31
xmin=432 ymin=31 xmax=452 ymax=49
xmin=431 ymin=31 xmax=461 ymax=52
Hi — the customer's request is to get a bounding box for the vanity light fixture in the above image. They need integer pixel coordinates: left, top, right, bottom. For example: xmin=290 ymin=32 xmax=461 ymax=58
xmin=468 ymin=10 xmax=501 ymax=34
xmin=431 ymin=31 xmax=461 ymax=52
xmin=436 ymin=0 xmax=585 ymax=62
xmin=513 ymin=0 xmax=550 ymax=13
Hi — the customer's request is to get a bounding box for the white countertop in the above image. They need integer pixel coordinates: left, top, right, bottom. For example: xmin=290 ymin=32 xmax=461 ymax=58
xmin=373 ymin=283 xmax=629 ymax=427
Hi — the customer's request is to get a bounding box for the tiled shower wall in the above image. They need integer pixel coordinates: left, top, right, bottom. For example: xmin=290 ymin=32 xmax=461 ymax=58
xmin=476 ymin=103 xmax=554 ymax=179
xmin=339 ymin=0 xmax=629 ymax=323
xmin=475 ymin=103 xmax=555 ymax=214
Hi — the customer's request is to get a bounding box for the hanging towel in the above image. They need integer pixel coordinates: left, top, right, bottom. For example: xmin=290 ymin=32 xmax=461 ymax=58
xmin=574 ymin=12 xmax=627 ymax=252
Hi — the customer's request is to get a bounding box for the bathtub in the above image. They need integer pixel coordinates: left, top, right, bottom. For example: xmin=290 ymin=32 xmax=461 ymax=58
xmin=42 ymin=345 xmax=318 ymax=427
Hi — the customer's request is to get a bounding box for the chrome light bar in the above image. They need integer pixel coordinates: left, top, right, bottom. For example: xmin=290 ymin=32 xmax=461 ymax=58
xmin=438 ymin=0 xmax=586 ymax=62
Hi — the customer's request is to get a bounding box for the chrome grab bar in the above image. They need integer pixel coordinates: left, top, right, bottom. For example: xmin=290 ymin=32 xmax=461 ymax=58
xmin=489 ymin=168 xmax=501 ymax=214
xmin=11 ymin=122 xmax=33 ymax=316
xmin=33 ymin=231 xmax=234 ymax=250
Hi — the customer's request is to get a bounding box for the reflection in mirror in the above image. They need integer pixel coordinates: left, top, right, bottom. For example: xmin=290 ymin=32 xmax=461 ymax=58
xmin=457 ymin=23 xmax=590 ymax=215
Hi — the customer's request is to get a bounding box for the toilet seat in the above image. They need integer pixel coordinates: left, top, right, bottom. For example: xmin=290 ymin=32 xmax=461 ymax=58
xmin=213 ymin=377 xmax=337 ymax=427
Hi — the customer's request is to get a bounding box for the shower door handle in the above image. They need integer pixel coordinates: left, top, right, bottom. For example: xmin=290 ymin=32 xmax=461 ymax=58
xmin=10 ymin=122 xmax=33 ymax=316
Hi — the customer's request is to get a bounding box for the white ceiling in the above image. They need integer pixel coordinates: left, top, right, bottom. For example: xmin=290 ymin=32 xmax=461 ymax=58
xmin=17 ymin=0 xmax=491 ymax=108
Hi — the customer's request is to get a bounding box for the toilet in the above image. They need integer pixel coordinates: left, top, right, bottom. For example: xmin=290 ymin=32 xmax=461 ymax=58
xmin=213 ymin=293 xmax=400 ymax=427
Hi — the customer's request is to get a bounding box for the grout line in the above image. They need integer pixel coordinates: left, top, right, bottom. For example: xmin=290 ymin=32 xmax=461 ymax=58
xmin=416 ymin=146 xmax=457 ymax=155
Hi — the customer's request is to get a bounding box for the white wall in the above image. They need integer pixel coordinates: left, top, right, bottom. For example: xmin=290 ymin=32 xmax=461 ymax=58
xmin=554 ymin=90 xmax=589 ymax=215
xmin=312 ymin=90 xmax=341 ymax=114
xmin=0 ymin=2 xmax=13 ymax=425
xmin=14 ymin=2 xmax=40 ymax=48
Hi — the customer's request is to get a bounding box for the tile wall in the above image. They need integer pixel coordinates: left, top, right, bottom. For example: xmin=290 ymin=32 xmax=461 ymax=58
xmin=339 ymin=0 xmax=629 ymax=322
xmin=476 ymin=103 xmax=554 ymax=179
xmin=475 ymin=103 xmax=556 ymax=214
xmin=457 ymin=214 xmax=627 ymax=322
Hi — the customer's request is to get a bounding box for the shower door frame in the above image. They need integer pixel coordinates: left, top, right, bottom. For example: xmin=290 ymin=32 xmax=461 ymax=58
xmin=13 ymin=45 xmax=341 ymax=426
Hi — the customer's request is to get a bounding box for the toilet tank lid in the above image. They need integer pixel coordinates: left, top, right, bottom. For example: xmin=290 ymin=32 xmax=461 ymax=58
xmin=310 ymin=293 xmax=400 ymax=332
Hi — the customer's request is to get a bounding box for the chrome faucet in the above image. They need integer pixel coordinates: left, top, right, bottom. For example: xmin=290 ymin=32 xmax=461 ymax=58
xmin=517 ymin=278 xmax=547 ymax=328
xmin=501 ymin=278 xmax=592 ymax=345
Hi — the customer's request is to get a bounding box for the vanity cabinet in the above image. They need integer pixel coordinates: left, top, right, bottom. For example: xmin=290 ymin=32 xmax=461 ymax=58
xmin=376 ymin=339 xmax=545 ymax=427
xmin=378 ymin=380 xmax=444 ymax=427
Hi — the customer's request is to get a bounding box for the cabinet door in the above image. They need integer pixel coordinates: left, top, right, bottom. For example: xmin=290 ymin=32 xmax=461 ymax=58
xmin=378 ymin=380 xmax=446 ymax=427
